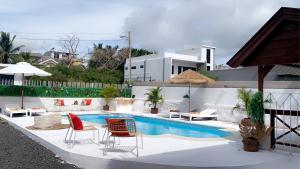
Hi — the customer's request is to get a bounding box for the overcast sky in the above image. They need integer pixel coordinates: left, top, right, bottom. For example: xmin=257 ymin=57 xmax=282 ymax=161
xmin=0 ymin=0 xmax=299 ymax=64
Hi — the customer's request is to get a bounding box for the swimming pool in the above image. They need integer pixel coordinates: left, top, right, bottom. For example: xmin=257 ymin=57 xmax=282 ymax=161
xmin=78 ymin=114 xmax=231 ymax=138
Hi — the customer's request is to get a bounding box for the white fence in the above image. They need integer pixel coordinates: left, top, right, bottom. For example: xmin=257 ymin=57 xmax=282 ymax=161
xmin=0 ymin=79 xmax=129 ymax=89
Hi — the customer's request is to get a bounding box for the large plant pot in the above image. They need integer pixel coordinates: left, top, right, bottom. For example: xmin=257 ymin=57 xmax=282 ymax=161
xmin=242 ymin=137 xmax=259 ymax=152
xmin=241 ymin=117 xmax=253 ymax=126
xmin=103 ymin=105 xmax=110 ymax=111
xmin=150 ymin=108 xmax=158 ymax=114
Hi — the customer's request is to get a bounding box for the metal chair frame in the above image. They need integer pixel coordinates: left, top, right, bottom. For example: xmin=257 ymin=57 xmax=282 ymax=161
xmin=103 ymin=118 xmax=143 ymax=157
xmin=64 ymin=113 xmax=100 ymax=147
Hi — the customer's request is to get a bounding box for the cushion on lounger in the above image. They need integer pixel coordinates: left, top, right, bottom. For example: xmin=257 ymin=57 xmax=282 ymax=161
xmin=69 ymin=113 xmax=83 ymax=130
xmin=59 ymin=100 xmax=65 ymax=106
xmin=85 ymin=99 xmax=92 ymax=106
xmin=201 ymin=109 xmax=216 ymax=115
xmin=9 ymin=108 xmax=20 ymax=111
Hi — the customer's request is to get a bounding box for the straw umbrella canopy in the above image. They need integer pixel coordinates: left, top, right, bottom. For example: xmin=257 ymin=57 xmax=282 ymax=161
xmin=168 ymin=69 xmax=215 ymax=112
xmin=0 ymin=62 xmax=52 ymax=108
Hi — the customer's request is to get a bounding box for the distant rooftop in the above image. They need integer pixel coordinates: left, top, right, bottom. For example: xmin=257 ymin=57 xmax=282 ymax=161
xmin=210 ymin=65 xmax=300 ymax=81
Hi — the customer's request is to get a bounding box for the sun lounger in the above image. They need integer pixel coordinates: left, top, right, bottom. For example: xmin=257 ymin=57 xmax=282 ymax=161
xmin=5 ymin=104 xmax=28 ymax=118
xmin=27 ymin=107 xmax=47 ymax=117
xmin=168 ymin=111 xmax=185 ymax=118
xmin=181 ymin=109 xmax=217 ymax=121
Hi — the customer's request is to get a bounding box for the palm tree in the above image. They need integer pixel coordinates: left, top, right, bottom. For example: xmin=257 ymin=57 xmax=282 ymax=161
xmin=11 ymin=52 xmax=35 ymax=64
xmin=233 ymin=88 xmax=253 ymax=116
xmin=0 ymin=32 xmax=24 ymax=63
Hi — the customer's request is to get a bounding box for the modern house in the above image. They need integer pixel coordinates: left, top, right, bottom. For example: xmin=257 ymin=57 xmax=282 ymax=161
xmin=37 ymin=48 xmax=75 ymax=67
xmin=124 ymin=46 xmax=215 ymax=82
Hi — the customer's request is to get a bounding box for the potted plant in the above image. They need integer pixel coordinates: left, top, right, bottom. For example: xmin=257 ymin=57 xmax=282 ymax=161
xmin=145 ymin=87 xmax=163 ymax=114
xmin=233 ymin=88 xmax=253 ymax=120
xmin=239 ymin=92 xmax=273 ymax=152
xmin=100 ymin=86 xmax=120 ymax=111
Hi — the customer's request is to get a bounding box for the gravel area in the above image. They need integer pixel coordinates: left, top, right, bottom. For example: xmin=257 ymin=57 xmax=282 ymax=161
xmin=0 ymin=118 xmax=81 ymax=169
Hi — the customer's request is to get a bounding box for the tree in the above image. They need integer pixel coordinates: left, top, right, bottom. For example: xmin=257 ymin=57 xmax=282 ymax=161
xmin=89 ymin=43 xmax=155 ymax=70
xmin=0 ymin=32 xmax=24 ymax=63
xmin=11 ymin=52 xmax=35 ymax=64
xmin=31 ymin=63 xmax=123 ymax=83
xmin=60 ymin=34 xmax=79 ymax=67
xmin=88 ymin=44 xmax=128 ymax=70
xmin=131 ymin=48 xmax=155 ymax=57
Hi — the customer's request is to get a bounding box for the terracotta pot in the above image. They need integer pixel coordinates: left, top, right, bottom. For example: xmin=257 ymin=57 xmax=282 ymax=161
xmin=150 ymin=108 xmax=158 ymax=114
xmin=241 ymin=117 xmax=253 ymax=127
xmin=242 ymin=137 xmax=259 ymax=152
xmin=103 ymin=105 xmax=109 ymax=111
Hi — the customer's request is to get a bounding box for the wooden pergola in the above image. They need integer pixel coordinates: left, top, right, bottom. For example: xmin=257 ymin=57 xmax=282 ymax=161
xmin=227 ymin=7 xmax=300 ymax=149
xmin=227 ymin=7 xmax=300 ymax=92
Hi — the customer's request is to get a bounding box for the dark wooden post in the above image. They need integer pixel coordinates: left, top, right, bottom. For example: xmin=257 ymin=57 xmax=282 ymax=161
xmin=258 ymin=65 xmax=274 ymax=149
xmin=257 ymin=65 xmax=274 ymax=92
xmin=270 ymin=111 xmax=276 ymax=149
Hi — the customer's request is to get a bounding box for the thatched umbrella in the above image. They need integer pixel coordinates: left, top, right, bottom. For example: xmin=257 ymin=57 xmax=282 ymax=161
xmin=168 ymin=69 xmax=215 ymax=112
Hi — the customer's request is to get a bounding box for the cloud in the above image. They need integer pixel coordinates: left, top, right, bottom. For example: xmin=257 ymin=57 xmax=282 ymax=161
xmin=1 ymin=0 xmax=299 ymax=64
xmin=123 ymin=0 xmax=300 ymax=64
xmin=0 ymin=0 xmax=134 ymax=55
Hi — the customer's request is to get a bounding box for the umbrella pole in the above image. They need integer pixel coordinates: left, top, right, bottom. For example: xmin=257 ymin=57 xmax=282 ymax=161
xmin=21 ymin=87 xmax=24 ymax=109
xmin=189 ymin=83 xmax=191 ymax=113
xmin=21 ymin=73 xmax=24 ymax=109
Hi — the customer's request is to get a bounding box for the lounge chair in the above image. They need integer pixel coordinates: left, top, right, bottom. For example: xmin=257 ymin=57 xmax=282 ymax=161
xmin=168 ymin=110 xmax=184 ymax=118
xmin=103 ymin=118 xmax=143 ymax=157
xmin=181 ymin=109 xmax=217 ymax=121
xmin=5 ymin=104 xmax=27 ymax=118
xmin=65 ymin=113 xmax=99 ymax=147
xmin=26 ymin=106 xmax=47 ymax=117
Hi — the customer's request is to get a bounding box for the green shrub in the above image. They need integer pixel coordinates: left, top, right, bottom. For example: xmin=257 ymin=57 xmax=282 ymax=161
xmin=100 ymin=86 xmax=120 ymax=105
xmin=145 ymin=87 xmax=163 ymax=109
xmin=0 ymin=85 xmax=131 ymax=98
xmin=31 ymin=64 xmax=124 ymax=83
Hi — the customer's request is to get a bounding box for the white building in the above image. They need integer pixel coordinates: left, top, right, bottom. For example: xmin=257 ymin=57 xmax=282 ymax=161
xmin=124 ymin=46 xmax=215 ymax=82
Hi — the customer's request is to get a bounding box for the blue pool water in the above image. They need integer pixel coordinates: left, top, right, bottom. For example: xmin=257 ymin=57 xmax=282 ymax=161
xmin=78 ymin=114 xmax=231 ymax=138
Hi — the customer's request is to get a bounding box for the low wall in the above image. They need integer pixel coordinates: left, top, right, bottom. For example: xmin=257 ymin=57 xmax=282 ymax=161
xmin=0 ymin=97 xmax=108 ymax=112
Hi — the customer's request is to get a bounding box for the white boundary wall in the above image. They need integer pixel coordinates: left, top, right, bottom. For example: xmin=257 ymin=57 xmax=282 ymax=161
xmin=0 ymin=97 xmax=107 ymax=112
xmin=132 ymin=85 xmax=300 ymax=123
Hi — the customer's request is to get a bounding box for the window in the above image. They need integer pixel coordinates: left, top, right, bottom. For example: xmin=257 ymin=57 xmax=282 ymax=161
xmin=207 ymin=66 xmax=210 ymax=71
xmin=172 ymin=65 xmax=174 ymax=74
xmin=206 ymin=49 xmax=211 ymax=64
xmin=183 ymin=67 xmax=196 ymax=72
xmin=125 ymin=67 xmax=128 ymax=70
xmin=131 ymin=66 xmax=136 ymax=69
xmin=54 ymin=53 xmax=59 ymax=59
xmin=178 ymin=66 xmax=182 ymax=74
xmin=140 ymin=65 xmax=144 ymax=68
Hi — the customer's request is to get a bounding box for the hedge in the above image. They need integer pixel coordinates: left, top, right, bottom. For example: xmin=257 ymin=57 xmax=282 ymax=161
xmin=0 ymin=85 xmax=132 ymax=98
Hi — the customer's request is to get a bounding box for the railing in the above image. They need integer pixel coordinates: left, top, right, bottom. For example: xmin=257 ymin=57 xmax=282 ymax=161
xmin=124 ymin=73 xmax=152 ymax=82
xmin=264 ymin=93 xmax=300 ymax=153
xmin=0 ymin=79 xmax=129 ymax=90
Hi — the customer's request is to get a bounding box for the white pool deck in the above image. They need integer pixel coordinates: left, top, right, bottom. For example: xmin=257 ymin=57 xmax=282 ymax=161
xmin=1 ymin=111 xmax=299 ymax=169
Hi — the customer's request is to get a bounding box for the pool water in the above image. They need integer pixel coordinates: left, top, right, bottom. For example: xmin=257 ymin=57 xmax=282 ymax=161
xmin=78 ymin=114 xmax=231 ymax=138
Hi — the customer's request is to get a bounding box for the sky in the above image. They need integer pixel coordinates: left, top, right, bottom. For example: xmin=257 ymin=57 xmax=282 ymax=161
xmin=0 ymin=0 xmax=299 ymax=64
